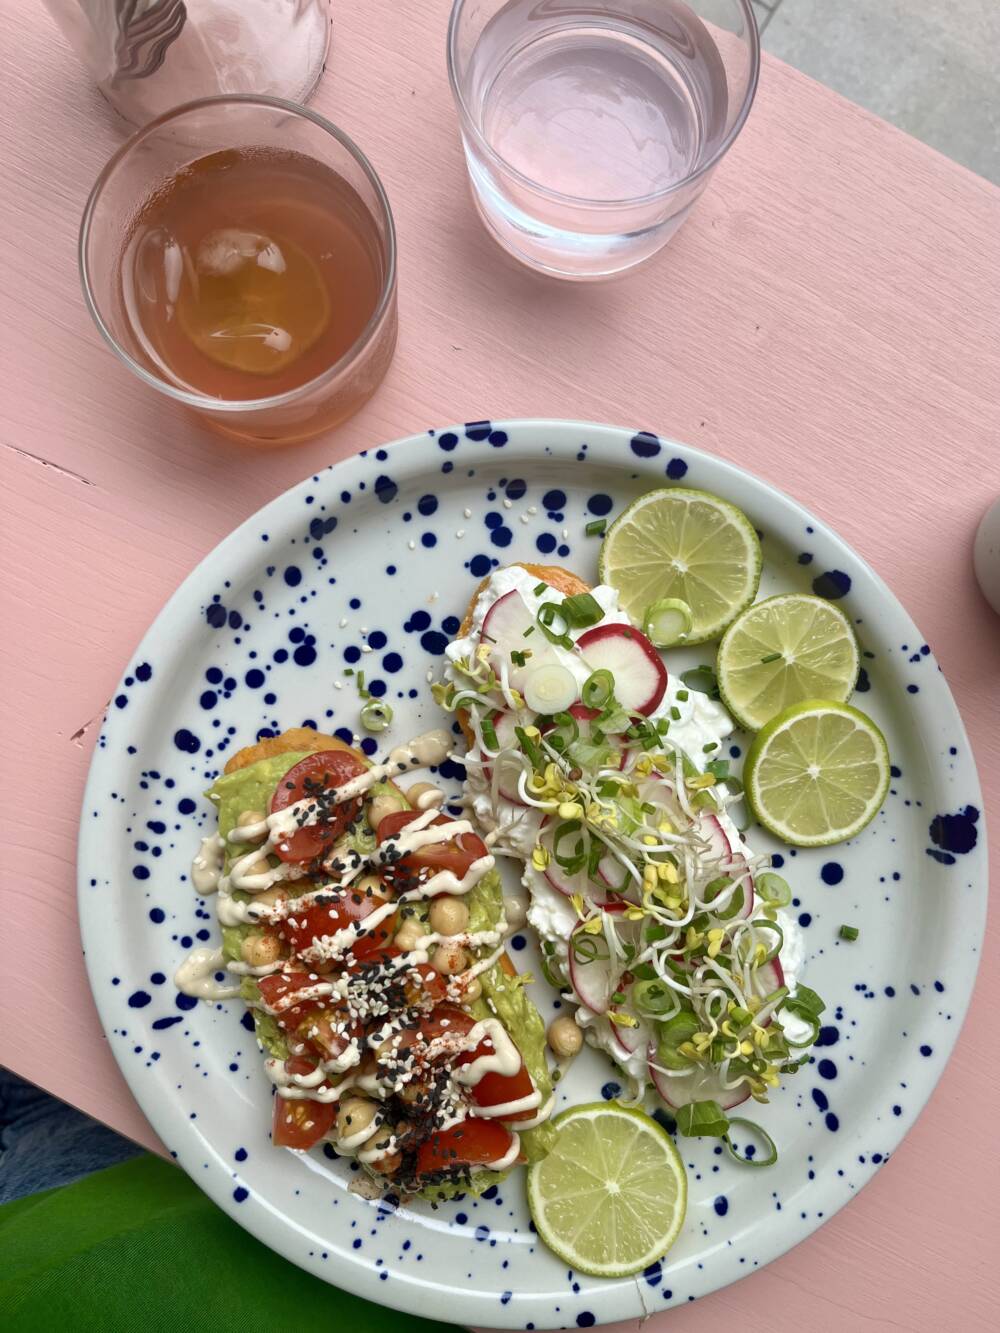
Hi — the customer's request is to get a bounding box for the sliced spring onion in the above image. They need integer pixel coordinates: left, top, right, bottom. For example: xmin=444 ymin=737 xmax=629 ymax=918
xmin=839 ymin=924 xmax=859 ymax=941
xmin=644 ymin=597 xmax=694 ymax=648
xmin=480 ymin=715 xmax=499 ymax=751
xmin=585 ymin=518 xmax=607 ymax=536
xmin=680 ymin=666 xmax=719 ymax=697
xmin=571 ymin=933 xmax=610 ymax=963
xmin=514 ymin=725 xmax=543 ymax=768
xmin=631 ymin=978 xmax=675 ymax=1017
xmin=533 ymin=582 xmax=548 ymax=595
xmin=552 ymin=820 xmax=587 ymax=873
xmin=536 ymin=603 xmax=573 ymax=648
xmin=723 ymin=1119 xmax=778 ymax=1167
xmin=783 ymin=1013 xmax=820 ymax=1048
xmin=360 ymin=699 xmax=393 ymax=733
xmin=756 ymin=872 xmax=792 ymax=907
xmin=561 ymin=592 xmax=604 ymax=628
xmin=510 ymin=649 xmax=529 ymax=667
xmin=581 ymin=668 xmax=614 ymax=710
xmin=524 ymin=662 xmax=577 ymax=713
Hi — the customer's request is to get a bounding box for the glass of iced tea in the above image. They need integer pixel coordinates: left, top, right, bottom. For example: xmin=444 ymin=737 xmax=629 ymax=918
xmin=80 ymin=96 xmax=397 ymax=444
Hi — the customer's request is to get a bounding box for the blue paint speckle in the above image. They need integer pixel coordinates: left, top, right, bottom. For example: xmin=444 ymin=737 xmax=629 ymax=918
xmin=174 ymin=728 xmax=200 ymax=754
xmin=817 ymin=1059 xmax=837 ymax=1080
xmin=666 ymin=457 xmax=688 ymax=479
xmin=601 ymin=1081 xmax=621 ymax=1100
xmin=374 ymin=475 xmax=398 ymax=504
xmin=128 ymin=990 xmax=151 ymax=1008
xmin=812 ymin=569 xmax=851 ymax=599
xmin=630 ymin=431 xmax=661 ymax=458
xmin=821 ymin=861 xmax=843 ymax=885
xmin=928 ymin=805 xmax=979 ymax=863
xmin=576 ymin=1314 xmax=596 ymax=1328
xmin=536 ymin=533 xmax=557 ymax=555
xmin=233 ymin=1187 xmax=248 ymax=1203
xmin=714 ymin=1196 xmax=729 ymax=1216
xmin=920 ymin=1044 xmax=933 ymax=1057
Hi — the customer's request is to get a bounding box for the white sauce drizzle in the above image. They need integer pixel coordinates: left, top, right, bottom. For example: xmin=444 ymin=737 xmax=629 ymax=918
xmin=173 ymin=947 xmax=241 ymax=1000
xmin=191 ymin=834 xmax=224 ymax=894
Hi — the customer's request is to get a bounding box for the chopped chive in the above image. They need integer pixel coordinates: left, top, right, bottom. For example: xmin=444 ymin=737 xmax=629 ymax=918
xmin=656 ymin=718 xmax=670 ymax=734
xmin=343 ymin=667 xmax=354 ymax=677
xmin=610 ymin=991 xmax=626 ymax=1004
xmin=839 ymin=924 xmax=859 ymax=941
xmin=703 ymin=741 xmax=719 ymax=753
xmin=522 ymin=625 xmax=535 ymax=637
xmin=561 ymin=592 xmax=604 ymax=627
xmin=360 ymin=699 xmax=393 ymax=733
xmin=670 ymin=706 xmax=681 ymax=721
xmin=676 ymin=689 xmax=689 ymax=702
xmin=533 ymin=582 xmax=548 ymax=595
xmin=760 ymin=652 xmax=783 ymax=664
xmin=585 ymin=518 xmax=607 ymax=536
xmin=511 ymin=650 xmax=528 ymax=667
xmin=481 ymin=716 xmax=499 ymax=750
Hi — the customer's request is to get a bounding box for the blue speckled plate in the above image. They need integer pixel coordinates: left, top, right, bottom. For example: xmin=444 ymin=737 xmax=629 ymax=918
xmin=79 ymin=421 xmax=987 ymax=1329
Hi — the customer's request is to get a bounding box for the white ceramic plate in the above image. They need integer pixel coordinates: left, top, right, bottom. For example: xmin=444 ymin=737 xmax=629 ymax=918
xmin=79 ymin=420 xmax=987 ymax=1328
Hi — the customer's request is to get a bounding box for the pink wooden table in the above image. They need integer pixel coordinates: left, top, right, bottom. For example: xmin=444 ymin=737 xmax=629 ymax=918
xmin=1 ymin=1 xmax=998 ymax=1328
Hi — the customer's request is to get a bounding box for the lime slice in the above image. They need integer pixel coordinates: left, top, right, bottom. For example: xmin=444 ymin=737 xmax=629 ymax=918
xmin=599 ymin=488 xmax=761 ymax=645
xmin=744 ymin=700 xmax=890 ymax=847
xmin=527 ymin=1102 xmax=687 ymax=1277
xmin=716 ymin=594 xmax=860 ymax=731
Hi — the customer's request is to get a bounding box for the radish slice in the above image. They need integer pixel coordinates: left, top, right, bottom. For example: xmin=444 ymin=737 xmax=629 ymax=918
xmin=576 ymin=624 xmax=668 ymax=715
xmin=699 ymin=813 xmax=754 ymax=920
xmin=524 ymin=663 xmax=578 ymax=714
xmin=753 ymin=957 xmax=785 ymax=997
xmin=567 ymin=923 xmax=621 ymax=1013
xmin=648 ymin=1046 xmax=752 ymax=1112
xmin=481 ymin=711 xmax=527 ymax=806
xmin=479 ymin=590 xmax=535 ymax=692
xmin=610 ymin=1009 xmax=651 ymax=1054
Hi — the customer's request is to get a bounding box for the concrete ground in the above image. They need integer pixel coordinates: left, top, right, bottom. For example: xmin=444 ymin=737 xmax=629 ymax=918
xmin=751 ymin=0 xmax=1000 ymax=183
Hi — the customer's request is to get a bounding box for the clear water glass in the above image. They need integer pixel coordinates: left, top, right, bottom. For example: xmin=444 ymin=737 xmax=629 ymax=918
xmin=447 ymin=0 xmax=760 ymax=279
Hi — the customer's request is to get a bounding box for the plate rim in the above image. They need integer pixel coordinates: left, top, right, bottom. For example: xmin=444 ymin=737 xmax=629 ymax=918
xmin=78 ymin=418 xmax=989 ymax=1327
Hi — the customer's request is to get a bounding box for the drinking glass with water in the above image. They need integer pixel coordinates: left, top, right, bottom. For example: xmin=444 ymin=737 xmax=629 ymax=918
xmin=447 ymin=0 xmax=759 ymax=279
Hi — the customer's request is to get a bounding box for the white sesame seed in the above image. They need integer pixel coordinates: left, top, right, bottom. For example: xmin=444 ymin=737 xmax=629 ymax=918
xmin=502 ymin=498 xmax=512 ymax=509
xmin=360 ymin=626 xmax=369 ymax=634
xmin=527 ymin=505 xmax=538 ymax=515
xmin=520 ymin=513 xmax=530 ymax=524
xmin=338 ymin=617 xmax=348 ymax=628
xmin=334 ymin=681 xmax=343 ymax=690
xmin=455 ymin=529 xmax=465 ymax=539
xmin=362 ymin=644 xmax=374 ymax=654
xmin=408 ymin=540 xmax=416 ymax=550
xmin=463 ymin=508 xmax=472 ymax=519
xmin=562 ymin=528 xmax=569 ymax=540
xmin=426 ymin=668 xmax=434 ymax=682
xmin=428 ymin=591 xmax=439 ymax=602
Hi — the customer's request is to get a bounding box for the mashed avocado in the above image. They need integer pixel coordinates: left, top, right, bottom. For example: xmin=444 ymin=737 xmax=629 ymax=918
xmin=208 ymin=751 xmax=554 ymax=1192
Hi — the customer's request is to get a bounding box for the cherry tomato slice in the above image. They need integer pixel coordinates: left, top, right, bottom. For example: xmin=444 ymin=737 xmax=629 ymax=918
xmin=257 ymin=971 xmax=356 ymax=1060
xmin=415 ymin=1119 xmax=516 ymax=1177
xmin=282 ymin=890 xmax=397 ymax=964
xmin=376 ymin=811 xmax=488 ymax=889
xmin=471 ymin=1061 xmax=539 ymax=1122
xmin=414 ymin=1007 xmax=538 ymax=1121
xmin=272 ymin=1094 xmax=335 ymax=1149
xmin=270 ymin=750 xmax=368 ymax=864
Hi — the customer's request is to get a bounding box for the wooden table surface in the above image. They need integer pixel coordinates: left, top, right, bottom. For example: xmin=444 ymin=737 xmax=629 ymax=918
xmin=1 ymin=2 xmax=998 ymax=1329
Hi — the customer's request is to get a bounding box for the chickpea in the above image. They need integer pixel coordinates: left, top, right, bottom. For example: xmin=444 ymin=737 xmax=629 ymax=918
xmin=241 ymin=933 xmax=281 ymax=967
xmin=241 ymin=855 xmax=272 ymax=879
xmin=336 ymin=1096 xmax=378 ymax=1142
xmin=368 ymin=789 xmax=406 ymax=830
xmin=431 ymin=941 xmax=468 ymax=976
xmin=428 ymin=895 xmax=469 ymax=938
xmin=253 ymin=886 xmax=287 ymax=909
xmin=502 ymin=895 xmax=528 ymax=930
xmin=236 ymin=809 xmax=267 ymax=841
xmin=405 ymin=781 xmax=444 ymax=811
xmin=394 ymin=917 xmax=425 ymax=952
xmin=461 ymin=976 xmax=482 ymax=1004
xmin=548 ymin=1014 xmax=583 ymax=1059
xmin=355 ymin=873 xmax=383 ymax=897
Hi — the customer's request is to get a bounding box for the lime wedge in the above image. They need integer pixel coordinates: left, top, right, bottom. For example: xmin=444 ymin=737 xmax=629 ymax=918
xmin=599 ymin=488 xmax=761 ymax=645
xmin=744 ymin=700 xmax=890 ymax=847
xmin=527 ymin=1102 xmax=687 ymax=1277
xmin=716 ymin=594 xmax=860 ymax=731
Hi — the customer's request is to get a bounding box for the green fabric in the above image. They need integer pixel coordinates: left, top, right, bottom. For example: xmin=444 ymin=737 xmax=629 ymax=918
xmin=0 ymin=1155 xmax=456 ymax=1332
